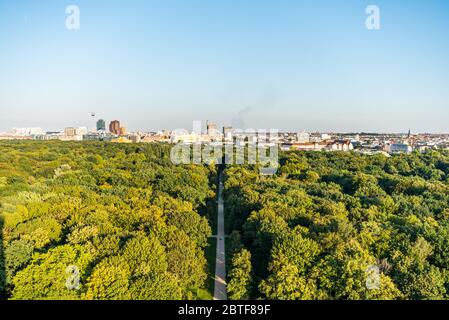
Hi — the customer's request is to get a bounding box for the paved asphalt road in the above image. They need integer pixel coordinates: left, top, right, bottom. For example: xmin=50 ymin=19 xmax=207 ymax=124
xmin=213 ymin=175 xmax=227 ymax=300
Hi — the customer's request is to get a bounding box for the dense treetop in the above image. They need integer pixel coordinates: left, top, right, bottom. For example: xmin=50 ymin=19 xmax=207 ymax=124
xmin=2 ymin=140 xmax=449 ymax=300
xmin=0 ymin=141 xmax=216 ymax=300
xmin=224 ymin=150 xmax=449 ymax=300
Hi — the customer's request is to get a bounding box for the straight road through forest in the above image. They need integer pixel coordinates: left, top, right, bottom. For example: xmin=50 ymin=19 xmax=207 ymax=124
xmin=213 ymin=174 xmax=227 ymax=300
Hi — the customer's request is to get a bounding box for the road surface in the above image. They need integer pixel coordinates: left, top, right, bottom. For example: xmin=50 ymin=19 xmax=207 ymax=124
xmin=213 ymin=174 xmax=227 ymax=300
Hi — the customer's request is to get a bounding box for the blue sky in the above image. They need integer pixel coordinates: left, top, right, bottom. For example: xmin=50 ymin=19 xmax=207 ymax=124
xmin=0 ymin=0 xmax=448 ymax=133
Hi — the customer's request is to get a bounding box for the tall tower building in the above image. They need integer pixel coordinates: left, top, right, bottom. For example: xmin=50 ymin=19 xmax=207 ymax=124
xmin=109 ymin=120 xmax=121 ymax=135
xmin=207 ymin=121 xmax=218 ymax=136
xmin=97 ymin=119 xmax=106 ymax=132
xmin=223 ymin=126 xmax=233 ymax=141
xmin=64 ymin=127 xmax=76 ymax=137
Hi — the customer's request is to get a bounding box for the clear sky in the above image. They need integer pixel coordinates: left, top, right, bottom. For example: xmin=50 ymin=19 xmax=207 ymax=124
xmin=0 ymin=0 xmax=448 ymax=133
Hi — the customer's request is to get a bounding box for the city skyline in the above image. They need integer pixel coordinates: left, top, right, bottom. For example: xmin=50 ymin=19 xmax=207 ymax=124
xmin=1 ymin=0 xmax=449 ymax=133
xmin=3 ymin=118 xmax=449 ymax=135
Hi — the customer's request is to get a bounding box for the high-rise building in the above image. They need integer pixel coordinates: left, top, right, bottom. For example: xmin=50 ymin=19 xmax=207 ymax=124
xmin=223 ymin=126 xmax=234 ymax=141
xmin=75 ymin=127 xmax=88 ymax=136
xmin=223 ymin=126 xmax=233 ymax=135
xmin=97 ymin=119 xmax=106 ymax=131
xmin=64 ymin=127 xmax=76 ymax=137
xmin=109 ymin=120 xmax=121 ymax=135
xmin=207 ymin=121 xmax=218 ymax=136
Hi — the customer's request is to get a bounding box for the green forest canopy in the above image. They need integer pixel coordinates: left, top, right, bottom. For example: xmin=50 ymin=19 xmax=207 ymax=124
xmin=2 ymin=141 xmax=449 ymax=300
xmin=0 ymin=141 xmax=216 ymax=300
xmin=224 ymin=149 xmax=449 ymax=300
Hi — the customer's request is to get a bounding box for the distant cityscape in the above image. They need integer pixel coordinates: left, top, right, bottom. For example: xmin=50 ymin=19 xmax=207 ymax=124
xmin=1 ymin=117 xmax=449 ymax=155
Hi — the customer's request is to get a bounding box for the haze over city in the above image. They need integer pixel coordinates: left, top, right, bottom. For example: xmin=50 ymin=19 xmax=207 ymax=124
xmin=1 ymin=0 xmax=449 ymax=133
